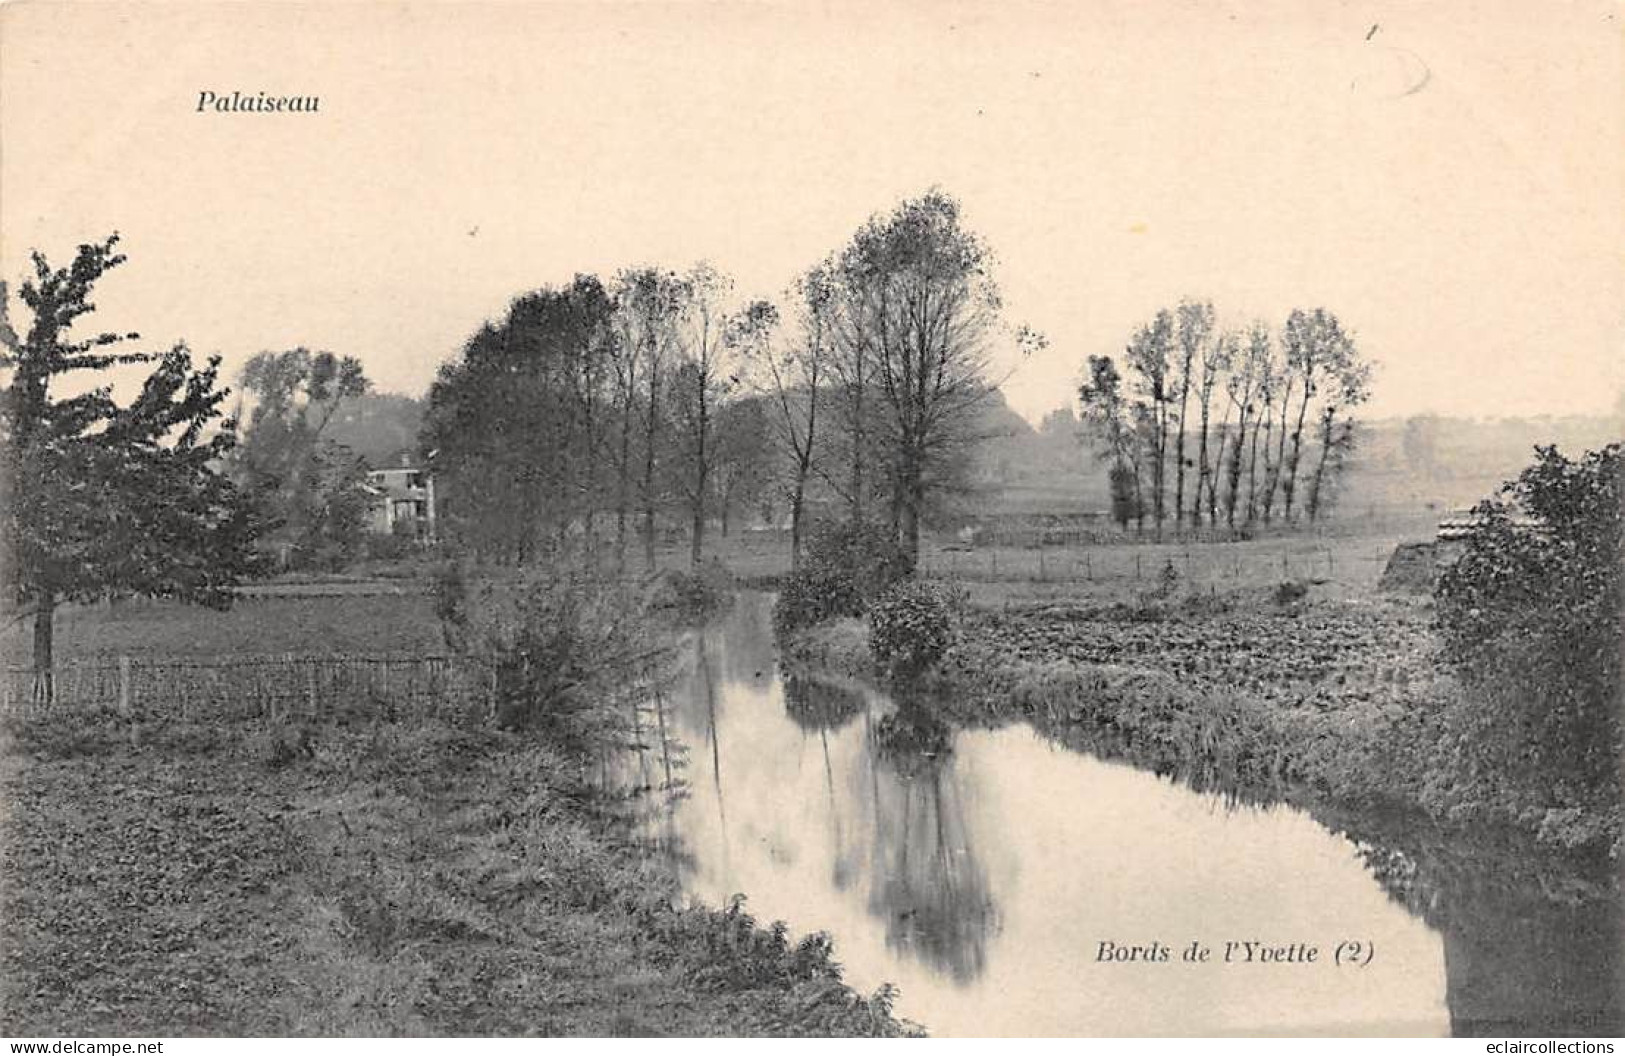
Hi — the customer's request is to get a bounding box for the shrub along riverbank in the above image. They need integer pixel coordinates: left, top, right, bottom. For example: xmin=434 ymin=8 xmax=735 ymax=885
xmin=779 ymin=588 xmax=1621 ymax=859
xmin=0 ymin=703 xmax=913 ymax=1036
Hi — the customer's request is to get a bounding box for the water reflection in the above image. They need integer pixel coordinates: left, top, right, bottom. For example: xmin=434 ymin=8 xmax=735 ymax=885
xmin=858 ymin=709 xmax=999 ymax=983
xmin=639 ymin=593 xmax=1619 ymax=1036
xmin=783 ymin=676 xmax=865 ymax=732
xmin=1346 ymin=823 xmax=1622 ymax=1036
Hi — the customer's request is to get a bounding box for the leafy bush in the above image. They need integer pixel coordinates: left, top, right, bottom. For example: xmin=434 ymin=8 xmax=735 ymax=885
xmin=435 ymin=561 xmax=670 ymax=756
xmin=1434 ymin=443 xmax=1622 ymax=828
xmin=1272 ymin=580 xmax=1310 ymax=606
xmin=772 ymin=520 xmax=910 ymax=634
xmin=364 ymin=519 xmax=419 ymax=562
xmin=868 ymin=580 xmax=956 ymax=679
xmin=772 ymin=567 xmax=858 ymax=636
xmin=650 ymin=558 xmax=735 ymax=617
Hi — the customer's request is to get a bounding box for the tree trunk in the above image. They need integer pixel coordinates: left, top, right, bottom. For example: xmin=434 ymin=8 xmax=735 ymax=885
xmin=1284 ymin=386 xmax=1314 ymax=523
xmin=1307 ymin=406 xmax=1338 ymax=522
xmin=789 ymin=466 xmax=807 ymax=572
xmin=32 ymin=594 xmax=55 ymax=704
xmin=898 ymin=459 xmax=922 ymax=570
xmin=615 ymin=421 xmax=631 ymax=570
xmin=1226 ymin=408 xmax=1249 ymax=528
xmin=690 ymin=505 xmax=704 ymax=568
xmin=1195 ymin=392 xmax=1212 ymax=528
xmin=849 ymin=379 xmax=865 ymax=523
xmin=1246 ymin=412 xmax=1262 ymax=524
xmin=643 ymin=353 xmax=660 ymax=572
xmin=1153 ymin=400 xmax=1168 ymax=541
xmin=690 ymin=377 xmax=709 ymax=570
xmin=643 ymin=446 xmax=657 ymax=574
xmin=1174 ymin=359 xmax=1193 ymax=530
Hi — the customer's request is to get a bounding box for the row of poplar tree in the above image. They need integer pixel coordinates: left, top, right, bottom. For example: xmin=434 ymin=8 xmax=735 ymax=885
xmin=1078 ymin=301 xmax=1373 ymax=537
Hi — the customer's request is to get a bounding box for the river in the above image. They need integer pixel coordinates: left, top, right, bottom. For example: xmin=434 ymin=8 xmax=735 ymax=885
xmin=634 ymin=592 xmax=1621 ymax=1037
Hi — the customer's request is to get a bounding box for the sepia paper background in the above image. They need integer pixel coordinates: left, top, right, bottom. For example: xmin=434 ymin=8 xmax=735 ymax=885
xmin=2 ymin=0 xmax=1621 ymax=425
xmin=1 ymin=0 xmax=1620 ymax=1040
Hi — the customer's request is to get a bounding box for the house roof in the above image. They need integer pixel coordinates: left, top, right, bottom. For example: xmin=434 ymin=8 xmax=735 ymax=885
xmin=366 ymin=467 xmax=426 ymax=501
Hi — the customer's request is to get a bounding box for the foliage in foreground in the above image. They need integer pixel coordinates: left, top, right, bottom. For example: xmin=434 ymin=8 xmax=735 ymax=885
xmin=432 ymin=558 xmax=669 ymax=756
xmin=1434 ymin=444 xmax=1622 ymax=837
xmin=1 ymin=236 xmax=264 ymax=675
xmin=0 ymin=709 xmax=915 ymax=1036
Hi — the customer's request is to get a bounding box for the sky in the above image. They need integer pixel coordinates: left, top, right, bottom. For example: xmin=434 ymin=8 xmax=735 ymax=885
xmin=2 ymin=0 xmax=1621 ymax=426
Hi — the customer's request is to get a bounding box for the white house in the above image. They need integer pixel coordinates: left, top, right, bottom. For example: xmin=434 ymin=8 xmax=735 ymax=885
xmin=365 ymin=463 xmax=436 ymax=541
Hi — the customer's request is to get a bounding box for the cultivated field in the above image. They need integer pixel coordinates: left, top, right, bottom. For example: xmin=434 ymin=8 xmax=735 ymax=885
xmin=651 ymin=522 xmax=1428 ymax=611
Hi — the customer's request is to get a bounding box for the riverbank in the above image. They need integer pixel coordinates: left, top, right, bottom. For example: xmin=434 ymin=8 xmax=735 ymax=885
xmin=780 ymin=589 xmax=1621 ymax=858
xmin=0 ymin=705 xmax=913 ymax=1036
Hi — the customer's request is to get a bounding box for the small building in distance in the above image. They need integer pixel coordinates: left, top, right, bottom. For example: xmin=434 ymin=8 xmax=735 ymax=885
xmin=1380 ymin=506 xmax=1546 ymax=593
xmin=365 ymin=460 xmax=436 ymax=541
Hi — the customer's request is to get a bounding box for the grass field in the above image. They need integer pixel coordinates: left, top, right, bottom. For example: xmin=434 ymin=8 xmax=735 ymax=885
xmin=0 ymin=593 xmax=445 ymax=667
xmin=0 ymin=709 xmax=910 ymax=1036
xmin=0 ymin=579 xmax=912 ymax=1036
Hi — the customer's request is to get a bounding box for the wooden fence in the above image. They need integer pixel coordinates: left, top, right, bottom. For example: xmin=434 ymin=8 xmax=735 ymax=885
xmin=0 ymin=653 xmax=496 ymax=723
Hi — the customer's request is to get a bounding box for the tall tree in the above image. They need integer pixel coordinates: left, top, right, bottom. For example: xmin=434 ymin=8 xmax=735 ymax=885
xmin=1223 ymin=321 xmax=1270 ymax=528
xmin=669 ymin=263 xmax=744 ymax=569
xmin=1193 ymin=322 xmax=1235 ymax=527
xmin=421 ymin=276 xmax=615 ymax=562
xmin=1304 ymin=342 xmax=1372 ymax=522
xmin=832 ymin=190 xmax=1017 ymax=564
xmin=743 ymin=263 xmax=832 ymax=568
xmin=236 ymin=347 xmax=370 ymax=568
xmin=1077 ymin=354 xmax=1143 ymax=530
xmin=1172 ymin=299 xmax=1214 ymax=528
xmin=1259 ymin=338 xmax=1296 ymax=525
xmin=1 ymin=236 xmax=261 ymax=693
xmin=1279 ymin=307 xmax=1358 ymax=522
xmin=612 ymin=268 xmax=688 ymax=571
xmin=1124 ymin=310 xmax=1175 ymax=538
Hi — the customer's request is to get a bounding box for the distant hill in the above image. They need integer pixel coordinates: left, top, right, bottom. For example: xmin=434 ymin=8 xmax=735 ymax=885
xmin=956 ymin=389 xmax=1110 ymax=520
xmin=1336 ymin=413 xmax=1623 ymax=519
xmin=324 ymin=392 xmax=424 ymax=469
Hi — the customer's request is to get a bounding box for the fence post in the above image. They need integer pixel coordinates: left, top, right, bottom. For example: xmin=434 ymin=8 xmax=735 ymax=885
xmin=119 ymin=655 xmax=132 ymax=732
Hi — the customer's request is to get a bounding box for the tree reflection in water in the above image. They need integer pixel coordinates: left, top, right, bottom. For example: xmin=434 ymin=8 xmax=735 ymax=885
xmin=1344 ymin=819 xmax=1621 ymax=1037
xmin=783 ymin=675 xmax=866 ymax=733
xmin=650 ymin=594 xmax=1617 ymax=1034
xmin=861 ymin=704 xmax=1001 ymax=985
xmin=783 ymin=676 xmax=868 ymax=891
